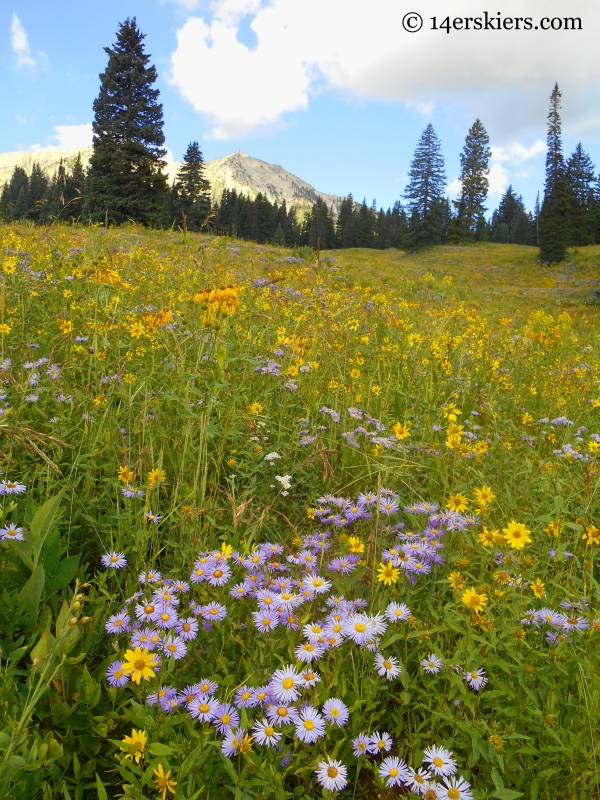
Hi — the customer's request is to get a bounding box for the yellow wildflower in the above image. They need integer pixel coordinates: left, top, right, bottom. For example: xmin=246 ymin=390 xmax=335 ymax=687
xmin=153 ymin=764 xmax=177 ymax=799
xmin=377 ymin=561 xmax=400 ymax=586
xmin=503 ymin=521 xmax=532 ymax=550
xmin=461 ymin=587 xmax=487 ymax=614
xmin=122 ymin=729 xmax=146 ymax=764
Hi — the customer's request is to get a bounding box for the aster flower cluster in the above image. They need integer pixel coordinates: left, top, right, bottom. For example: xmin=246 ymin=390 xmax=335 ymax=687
xmin=520 ymin=601 xmax=595 ymax=645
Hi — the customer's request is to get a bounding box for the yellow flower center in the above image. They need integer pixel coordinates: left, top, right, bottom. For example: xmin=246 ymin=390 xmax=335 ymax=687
xmin=327 ymin=767 xmax=338 ymax=778
xmin=330 ymin=708 xmax=339 ymax=717
xmin=384 ymin=660 xmax=392 ymax=670
xmin=282 ymin=678 xmax=294 ymax=690
xmin=213 ymin=569 xmax=223 ymax=578
xmin=433 ymin=757 xmax=443 ymax=767
xmin=355 ymin=623 xmax=366 ymax=633
xmin=448 ymin=790 xmax=460 ymax=800
xmin=390 ymin=768 xmax=398 ymax=777
xmin=134 ymin=659 xmax=146 ymax=670
xmin=264 ymin=726 xmax=275 ymax=736
xmin=114 ymin=669 xmax=123 ymax=678
xmin=277 ymin=708 xmax=288 ymax=717
xmin=144 ymin=605 xmax=154 ymax=614
xmin=303 ymin=720 xmax=315 ymax=731
xmin=221 ymin=714 xmax=230 ymax=725
xmin=199 ymin=704 xmax=210 ymax=713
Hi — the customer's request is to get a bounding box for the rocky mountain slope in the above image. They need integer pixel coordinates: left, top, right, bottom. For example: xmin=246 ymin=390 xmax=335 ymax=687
xmin=0 ymin=148 xmax=345 ymax=215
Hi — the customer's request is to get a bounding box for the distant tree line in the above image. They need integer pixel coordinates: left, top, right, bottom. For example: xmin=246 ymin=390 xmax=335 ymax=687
xmin=0 ymin=17 xmax=594 ymax=263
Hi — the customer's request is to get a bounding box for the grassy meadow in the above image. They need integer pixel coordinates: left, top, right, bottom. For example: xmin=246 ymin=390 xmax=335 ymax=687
xmin=1 ymin=223 xmax=600 ymax=800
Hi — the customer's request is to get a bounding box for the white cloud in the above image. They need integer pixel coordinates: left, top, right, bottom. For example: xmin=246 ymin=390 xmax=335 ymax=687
xmin=169 ymin=0 xmax=600 ymax=140
xmin=32 ymin=123 xmax=93 ymax=152
xmin=446 ymin=178 xmax=462 ymax=196
xmin=491 ymin=139 xmax=546 ymax=164
xmin=488 ymin=163 xmax=509 ymax=198
xmin=10 ymin=13 xmax=35 ymax=70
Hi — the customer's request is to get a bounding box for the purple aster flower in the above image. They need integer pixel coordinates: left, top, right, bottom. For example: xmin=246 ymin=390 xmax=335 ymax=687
xmin=368 ymin=731 xmax=393 ymax=754
xmin=0 ymin=480 xmax=26 ymax=495
xmin=101 ymin=551 xmax=127 ymax=569
xmin=161 ymin=635 xmax=187 ymax=660
xmin=353 ymin=733 xmax=370 ymax=757
xmin=106 ymin=661 xmax=129 ymax=687
xmin=235 ymin=685 xmax=258 ymax=708
xmin=201 ymin=602 xmax=227 ymax=622
xmin=213 ymin=703 xmax=240 ymax=733
xmin=105 ymin=610 xmax=130 ymax=634
xmin=0 ymin=523 xmax=25 ymax=542
xmin=322 ymin=698 xmax=349 ymax=726
xmin=174 ymin=617 xmax=198 ymax=641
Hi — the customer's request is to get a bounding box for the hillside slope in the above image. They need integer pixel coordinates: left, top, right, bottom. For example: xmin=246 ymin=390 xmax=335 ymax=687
xmin=0 ymin=148 xmax=344 ymax=215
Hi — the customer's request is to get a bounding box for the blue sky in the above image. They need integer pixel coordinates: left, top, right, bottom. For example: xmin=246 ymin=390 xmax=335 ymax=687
xmin=2 ymin=0 xmax=599 ymax=214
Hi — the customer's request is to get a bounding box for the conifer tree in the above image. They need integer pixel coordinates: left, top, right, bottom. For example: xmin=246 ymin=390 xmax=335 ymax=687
xmin=452 ymin=119 xmax=491 ymax=240
xmin=403 ymin=124 xmax=447 ymax=249
xmin=175 ymin=141 xmax=211 ymax=231
xmin=539 ymin=84 xmax=567 ymax=263
xmin=565 ymin=143 xmax=595 ymax=246
xmin=86 ymin=18 xmax=167 ymax=225
xmin=355 ymin=199 xmax=374 ymax=247
xmin=64 ymin=153 xmax=86 ymax=220
xmin=27 ymin=163 xmax=48 ymax=222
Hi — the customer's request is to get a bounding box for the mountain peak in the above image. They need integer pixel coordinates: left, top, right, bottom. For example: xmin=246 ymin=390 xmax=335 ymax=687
xmin=0 ymin=147 xmax=345 ymax=216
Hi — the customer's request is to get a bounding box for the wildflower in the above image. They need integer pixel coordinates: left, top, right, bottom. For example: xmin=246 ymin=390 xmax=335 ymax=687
xmin=214 ymin=703 xmax=240 ymax=733
xmin=392 ymin=421 xmax=411 ymax=440
xmin=148 ymin=468 xmax=166 ymax=489
xmin=407 ymin=767 xmax=434 ymax=794
xmin=352 ymin=733 xmax=370 ymax=757
xmin=530 ymin=578 xmax=545 ymax=598
xmin=377 ymin=561 xmax=400 ymax=586
xmin=105 ymin=611 xmax=130 ymax=634
xmin=419 ymin=652 xmax=442 ymax=674
xmin=477 ymin=528 xmax=497 ymax=548
xmin=461 ymin=587 xmax=487 ymax=614
xmin=583 ymin=525 xmax=600 ymax=546
xmin=347 ymin=536 xmax=365 ymax=554
xmin=0 ymin=523 xmax=24 ymax=542
xmin=464 ymin=668 xmax=488 ymax=692
xmin=368 ymin=731 xmax=393 ymax=754
xmin=130 ymin=322 xmax=145 ymax=339
xmin=295 ymin=641 xmax=325 ymax=663
xmin=270 ymin=665 xmax=303 ymax=703
xmin=221 ymin=729 xmax=244 ymax=758
xmin=473 ymin=485 xmax=495 ymax=506
xmin=447 ymin=493 xmax=468 ymax=513
xmin=145 ymin=510 xmax=162 ymax=525
xmin=101 ymin=552 xmax=127 ymax=569
xmin=0 ymin=480 xmax=26 ymax=495
xmin=122 ymin=729 xmax=146 ymax=764
xmin=423 ymin=745 xmax=457 ymax=777
xmin=315 ymin=757 xmax=348 ymax=792
xmin=161 ymin=635 xmax=187 ymax=660
xmin=448 ymin=572 xmax=464 ymax=590
xmin=322 ymin=698 xmax=349 ymax=726
xmin=188 ymin=695 xmax=219 ymax=722
xmin=385 ymin=601 xmax=411 ymax=622
xmin=106 ymin=661 xmax=129 ymax=687
xmin=295 ymin=705 xmax=326 ymax=743
xmin=439 ymin=776 xmax=474 ymax=800
xmin=252 ymin=610 xmax=279 ymax=633
xmin=374 ymin=653 xmax=401 ymax=680
xmin=379 ymin=755 xmax=410 ymax=788
xmin=247 ymin=402 xmax=263 ymax=415
xmin=252 ymin=718 xmax=282 ymax=747
xmin=267 ymin=704 xmax=299 ymax=727
xmin=275 ymin=474 xmax=292 ymax=490
xmin=174 ymin=617 xmax=198 ymax=641
xmin=118 ymin=465 xmax=134 ymax=484
xmin=153 ymin=763 xmax=177 ymax=799
xmin=503 ymin=520 xmax=532 ymax=550
xmin=121 ymin=647 xmax=160 ymax=684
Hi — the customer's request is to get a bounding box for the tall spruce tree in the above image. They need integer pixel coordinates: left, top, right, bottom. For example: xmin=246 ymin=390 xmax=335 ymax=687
xmin=565 ymin=143 xmax=595 ymax=246
xmin=539 ymin=84 xmax=567 ymax=263
xmin=86 ymin=18 xmax=167 ymax=225
xmin=403 ymin=124 xmax=447 ymax=249
xmin=452 ymin=119 xmax=491 ymax=240
xmin=175 ymin=141 xmax=211 ymax=231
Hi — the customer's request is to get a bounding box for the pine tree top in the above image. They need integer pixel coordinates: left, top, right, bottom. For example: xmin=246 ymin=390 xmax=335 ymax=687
xmin=92 ymin=18 xmax=165 ymax=155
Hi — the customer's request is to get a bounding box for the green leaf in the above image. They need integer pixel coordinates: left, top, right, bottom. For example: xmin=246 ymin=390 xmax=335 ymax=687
xmin=17 ymin=562 xmax=45 ymax=623
xmin=96 ymin=774 xmax=109 ymax=800
xmin=48 ymin=555 xmax=81 ymax=593
xmin=31 ymin=626 xmax=57 ymax=672
xmin=40 ymin=525 xmax=61 ymax=573
xmin=28 ymin=491 xmax=64 ymax=566
xmin=491 ymin=790 xmax=524 ymax=800
xmin=76 ymin=667 xmax=101 ymax=708
xmin=148 ymin=743 xmax=175 ymax=756
xmin=9 ymin=539 xmax=34 ymax=570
